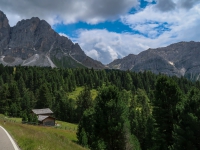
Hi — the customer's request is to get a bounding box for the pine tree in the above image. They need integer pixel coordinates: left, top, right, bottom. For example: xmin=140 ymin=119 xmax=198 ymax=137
xmin=76 ymin=86 xmax=93 ymax=122
xmin=153 ymin=76 xmax=183 ymax=150
xmin=171 ymin=87 xmax=200 ymax=150
xmin=0 ymin=83 xmax=10 ymax=114
xmin=77 ymin=108 xmax=95 ymax=147
xmin=92 ymin=85 xmax=138 ymax=150
xmin=36 ymin=83 xmax=52 ymax=109
xmin=129 ymin=89 xmax=153 ymax=150
xmin=124 ymin=71 xmax=133 ymax=91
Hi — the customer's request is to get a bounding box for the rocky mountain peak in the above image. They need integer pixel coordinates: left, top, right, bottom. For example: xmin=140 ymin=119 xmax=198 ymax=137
xmin=108 ymin=41 xmax=200 ymax=80
xmin=0 ymin=10 xmax=9 ymax=29
xmin=0 ymin=10 xmax=105 ymax=69
xmin=108 ymin=53 xmax=136 ymax=70
xmin=0 ymin=11 xmax=10 ymax=54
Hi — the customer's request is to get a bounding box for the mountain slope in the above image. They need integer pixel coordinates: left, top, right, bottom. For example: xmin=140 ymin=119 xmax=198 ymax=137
xmin=0 ymin=10 xmax=105 ymax=69
xmin=108 ymin=41 xmax=200 ymax=80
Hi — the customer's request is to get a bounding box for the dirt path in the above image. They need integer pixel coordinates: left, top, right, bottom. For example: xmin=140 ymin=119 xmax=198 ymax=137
xmin=0 ymin=126 xmax=20 ymax=150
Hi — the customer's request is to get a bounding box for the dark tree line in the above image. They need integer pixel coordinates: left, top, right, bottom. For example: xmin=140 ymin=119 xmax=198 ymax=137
xmin=0 ymin=64 xmax=200 ymax=149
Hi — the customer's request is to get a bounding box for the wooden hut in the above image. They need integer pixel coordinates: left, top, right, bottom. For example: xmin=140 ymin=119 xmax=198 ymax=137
xmin=31 ymin=108 xmax=55 ymax=126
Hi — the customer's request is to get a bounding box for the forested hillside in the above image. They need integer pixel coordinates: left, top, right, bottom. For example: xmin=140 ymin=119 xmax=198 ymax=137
xmin=0 ymin=64 xmax=200 ymax=149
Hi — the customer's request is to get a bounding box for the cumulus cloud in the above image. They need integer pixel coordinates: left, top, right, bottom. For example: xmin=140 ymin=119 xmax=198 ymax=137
xmin=76 ymin=29 xmax=153 ymax=64
xmin=121 ymin=2 xmax=200 ymax=37
xmin=155 ymin=0 xmax=176 ymax=12
xmin=155 ymin=0 xmax=200 ymax=12
xmin=86 ymin=49 xmax=100 ymax=60
xmin=144 ymin=0 xmax=154 ymax=2
xmin=0 ymin=0 xmax=138 ymax=26
xmin=59 ymin=33 xmax=68 ymax=38
xmin=178 ymin=0 xmax=200 ymax=10
xmin=1 ymin=0 xmax=200 ymax=65
xmin=75 ymin=2 xmax=200 ymax=64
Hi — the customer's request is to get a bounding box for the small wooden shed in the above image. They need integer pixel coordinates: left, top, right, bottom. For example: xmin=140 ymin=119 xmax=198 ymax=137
xmin=38 ymin=115 xmax=55 ymax=126
xmin=31 ymin=108 xmax=55 ymax=126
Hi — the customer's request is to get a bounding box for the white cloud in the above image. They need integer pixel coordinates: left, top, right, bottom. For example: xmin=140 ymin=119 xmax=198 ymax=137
xmin=1 ymin=0 xmax=200 ymax=65
xmin=144 ymin=0 xmax=154 ymax=2
xmin=177 ymin=0 xmax=200 ymax=10
xmin=155 ymin=0 xmax=176 ymax=12
xmin=59 ymin=33 xmax=68 ymax=38
xmin=86 ymin=49 xmax=100 ymax=60
xmin=121 ymin=2 xmax=200 ymax=42
xmin=0 ymin=0 xmax=138 ymax=26
xmin=76 ymin=29 xmax=154 ymax=64
xmin=75 ymin=2 xmax=200 ymax=64
xmin=133 ymin=23 xmax=159 ymax=38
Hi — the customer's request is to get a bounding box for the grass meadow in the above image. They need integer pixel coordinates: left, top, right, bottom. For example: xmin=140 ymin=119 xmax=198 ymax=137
xmin=0 ymin=87 xmax=96 ymax=149
xmin=0 ymin=115 xmax=86 ymax=150
xmin=68 ymin=86 xmax=98 ymax=100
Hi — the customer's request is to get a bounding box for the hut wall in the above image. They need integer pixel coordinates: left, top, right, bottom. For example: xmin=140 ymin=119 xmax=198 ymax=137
xmin=43 ymin=118 xmax=55 ymax=126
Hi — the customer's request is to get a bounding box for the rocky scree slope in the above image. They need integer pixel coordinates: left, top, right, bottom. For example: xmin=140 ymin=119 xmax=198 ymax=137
xmin=108 ymin=41 xmax=200 ymax=80
xmin=0 ymin=10 xmax=104 ymax=69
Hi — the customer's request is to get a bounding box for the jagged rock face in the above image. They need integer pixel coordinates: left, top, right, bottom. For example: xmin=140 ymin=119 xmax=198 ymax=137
xmin=108 ymin=41 xmax=200 ymax=80
xmin=0 ymin=10 xmax=10 ymax=54
xmin=108 ymin=54 xmax=136 ymax=70
xmin=0 ymin=10 xmax=104 ymax=69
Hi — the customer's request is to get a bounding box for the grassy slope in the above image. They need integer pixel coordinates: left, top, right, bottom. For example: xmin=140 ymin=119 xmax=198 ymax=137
xmin=0 ymin=87 xmax=97 ymax=150
xmin=68 ymin=87 xmax=98 ymax=100
xmin=0 ymin=115 xmax=86 ymax=150
xmin=56 ymin=120 xmax=78 ymax=131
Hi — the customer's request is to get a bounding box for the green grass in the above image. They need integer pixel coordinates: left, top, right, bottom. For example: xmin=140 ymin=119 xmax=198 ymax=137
xmin=56 ymin=120 xmax=78 ymax=131
xmin=91 ymin=89 xmax=98 ymax=100
xmin=68 ymin=87 xmax=98 ymax=100
xmin=0 ymin=115 xmax=86 ymax=150
xmin=68 ymin=87 xmax=84 ymax=100
xmin=8 ymin=117 xmax=22 ymax=123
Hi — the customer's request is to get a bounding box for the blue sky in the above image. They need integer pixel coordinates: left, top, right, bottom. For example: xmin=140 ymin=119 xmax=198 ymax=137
xmin=1 ymin=0 xmax=200 ymax=64
xmin=54 ymin=0 xmax=155 ymax=38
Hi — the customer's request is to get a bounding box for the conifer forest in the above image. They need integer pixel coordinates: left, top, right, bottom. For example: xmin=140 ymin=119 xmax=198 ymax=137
xmin=0 ymin=64 xmax=200 ymax=150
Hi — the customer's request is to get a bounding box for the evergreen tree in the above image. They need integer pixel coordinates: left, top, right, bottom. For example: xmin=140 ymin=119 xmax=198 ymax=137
xmin=92 ymin=85 xmax=138 ymax=150
xmin=77 ymin=108 xmax=95 ymax=147
xmin=36 ymin=83 xmax=52 ymax=109
xmin=171 ymin=87 xmax=200 ymax=150
xmin=0 ymin=76 xmax=4 ymax=86
xmin=60 ymin=97 xmax=76 ymax=122
xmin=124 ymin=71 xmax=133 ymax=91
xmin=21 ymin=89 xmax=31 ymax=112
xmin=22 ymin=111 xmax=28 ymax=122
xmin=153 ymin=76 xmax=183 ymax=150
xmin=129 ymin=89 xmax=153 ymax=150
xmin=76 ymin=86 xmax=93 ymax=122
xmin=0 ymin=83 xmax=10 ymax=114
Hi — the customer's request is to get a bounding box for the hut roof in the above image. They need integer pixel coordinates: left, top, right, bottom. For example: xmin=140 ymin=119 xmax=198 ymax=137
xmin=38 ymin=115 xmax=55 ymax=121
xmin=38 ymin=115 xmax=49 ymax=121
xmin=32 ymin=108 xmax=53 ymax=115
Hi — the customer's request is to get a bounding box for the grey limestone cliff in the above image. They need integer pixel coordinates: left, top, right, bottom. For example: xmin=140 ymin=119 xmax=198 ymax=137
xmin=108 ymin=41 xmax=200 ymax=80
xmin=0 ymin=10 xmax=105 ymax=69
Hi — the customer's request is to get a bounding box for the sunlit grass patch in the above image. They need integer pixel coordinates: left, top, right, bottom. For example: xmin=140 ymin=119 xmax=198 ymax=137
xmin=0 ymin=115 xmax=86 ymax=150
xmin=68 ymin=86 xmax=98 ymax=100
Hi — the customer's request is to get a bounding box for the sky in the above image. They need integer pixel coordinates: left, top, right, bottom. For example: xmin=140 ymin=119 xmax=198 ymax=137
xmin=0 ymin=0 xmax=200 ymax=64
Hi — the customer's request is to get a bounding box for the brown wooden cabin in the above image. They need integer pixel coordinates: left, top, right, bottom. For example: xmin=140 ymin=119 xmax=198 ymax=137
xmin=31 ymin=108 xmax=55 ymax=126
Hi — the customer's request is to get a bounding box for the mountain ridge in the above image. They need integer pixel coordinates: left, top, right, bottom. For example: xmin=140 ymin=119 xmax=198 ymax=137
xmin=1 ymin=10 xmax=200 ymax=80
xmin=108 ymin=41 xmax=200 ymax=80
xmin=0 ymin=10 xmax=105 ymax=69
